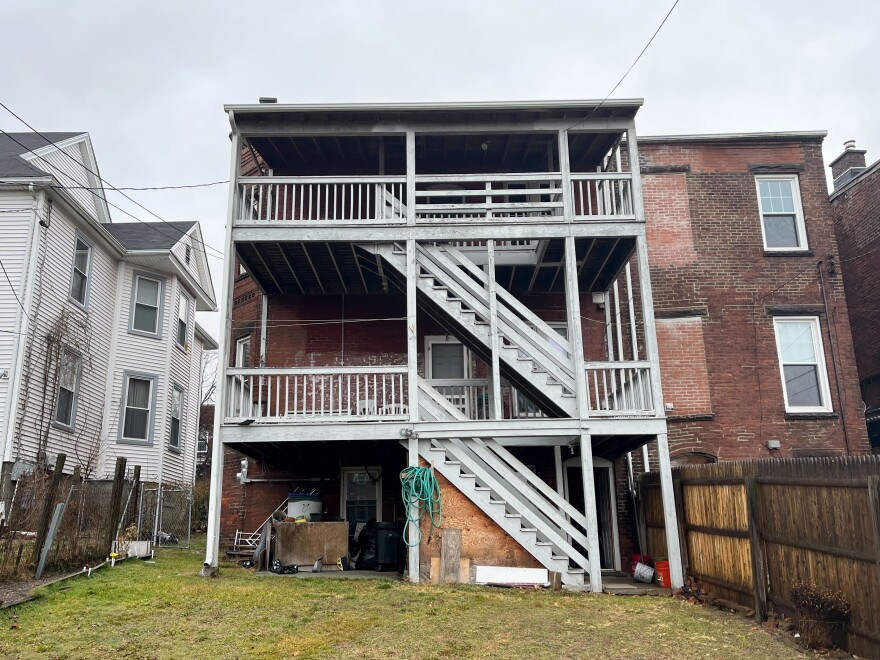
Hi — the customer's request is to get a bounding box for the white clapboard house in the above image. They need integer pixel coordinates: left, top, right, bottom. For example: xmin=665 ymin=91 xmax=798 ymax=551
xmin=204 ymin=100 xmax=684 ymax=591
xmin=0 ymin=132 xmax=217 ymax=489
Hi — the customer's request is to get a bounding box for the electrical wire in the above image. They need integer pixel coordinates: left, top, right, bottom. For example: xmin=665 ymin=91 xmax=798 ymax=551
xmin=0 ymin=259 xmax=31 ymax=320
xmin=567 ymin=0 xmax=681 ymax=132
xmin=0 ymin=180 xmax=228 ymax=191
xmin=0 ymin=107 xmax=226 ymax=260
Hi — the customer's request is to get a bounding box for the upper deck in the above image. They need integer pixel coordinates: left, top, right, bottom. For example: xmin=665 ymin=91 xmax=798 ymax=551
xmin=227 ymin=100 xmax=644 ymax=235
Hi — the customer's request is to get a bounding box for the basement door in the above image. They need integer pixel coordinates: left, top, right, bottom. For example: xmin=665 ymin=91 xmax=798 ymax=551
xmin=563 ymin=457 xmax=621 ymax=571
xmin=341 ymin=467 xmax=383 ymax=542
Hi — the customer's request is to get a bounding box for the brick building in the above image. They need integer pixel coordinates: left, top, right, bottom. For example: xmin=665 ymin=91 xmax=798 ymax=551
xmin=829 ymin=141 xmax=880 ymax=451
xmin=204 ymin=101 xmax=869 ymax=589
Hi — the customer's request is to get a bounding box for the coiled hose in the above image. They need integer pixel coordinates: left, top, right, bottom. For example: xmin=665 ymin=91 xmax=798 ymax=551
xmin=400 ymin=466 xmax=442 ymax=546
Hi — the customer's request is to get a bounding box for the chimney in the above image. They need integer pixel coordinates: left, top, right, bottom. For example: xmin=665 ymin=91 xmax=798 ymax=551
xmin=830 ymin=140 xmax=867 ymax=189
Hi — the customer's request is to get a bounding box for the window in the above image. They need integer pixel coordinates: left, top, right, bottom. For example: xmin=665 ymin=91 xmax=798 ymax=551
xmin=773 ymin=317 xmax=831 ymax=412
xmin=53 ymin=348 xmax=80 ymax=429
xmin=69 ymin=237 xmax=92 ymax=306
xmin=169 ymin=386 xmax=183 ymax=451
xmin=121 ymin=375 xmax=154 ymax=442
xmin=235 ymin=336 xmax=251 ymax=368
xmin=176 ymin=294 xmax=190 ymax=348
xmin=756 ymin=175 xmax=808 ymax=251
xmin=131 ymin=274 xmax=162 ymax=336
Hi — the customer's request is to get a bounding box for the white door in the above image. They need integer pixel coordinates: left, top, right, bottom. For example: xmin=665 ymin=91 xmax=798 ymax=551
xmin=426 ymin=337 xmax=470 ymax=415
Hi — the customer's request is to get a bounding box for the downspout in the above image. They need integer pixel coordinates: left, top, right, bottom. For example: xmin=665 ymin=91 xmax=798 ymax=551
xmin=2 ymin=185 xmax=46 ymax=463
xmin=817 ymin=260 xmax=850 ymax=455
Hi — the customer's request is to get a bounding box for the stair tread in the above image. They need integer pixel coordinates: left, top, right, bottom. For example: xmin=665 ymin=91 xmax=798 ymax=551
xmin=460 ymin=473 xmax=476 ymax=479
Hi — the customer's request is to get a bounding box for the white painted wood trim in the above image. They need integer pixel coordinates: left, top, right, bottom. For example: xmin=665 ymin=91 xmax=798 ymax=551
xmin=406 ymin=132 xmax=416 ymax=226
xmin=563 ymin=455 xmax=622 ymax=572
xmin=486 ymin=241 xmax=502 ymax=419
xmin=656 ymin=432 xmax=684 ymax=588
xmin=578 ymin=434 xmax=603 ymax=592
xmin=204 ymin=128 xmax=240 ymax=569
xmin=558 ymin=130 xmax=574 ymax=220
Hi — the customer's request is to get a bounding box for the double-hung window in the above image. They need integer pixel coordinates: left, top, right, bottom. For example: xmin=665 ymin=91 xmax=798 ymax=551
xmin=122 ymin=375 xmax=154 ymax=442
xmin=54 ymin=348 xmax=80 ymax=429
xmin=132 ymin=275 xmax=162 ymax=335
xmin=755 ymin=175 xmax=808 ymax=251
xmin=69 ymin=237 xmax=92 ymax=306
xmin=773 ymin=317 xmax=832 ymax=412
xmin=169 ymin=386 xmax=184 ymax=451
xmin=176 ymin=294 xmax=190 ymax=348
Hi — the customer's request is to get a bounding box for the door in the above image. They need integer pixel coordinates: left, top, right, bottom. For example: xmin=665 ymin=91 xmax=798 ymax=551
xmin=426 ymin=337 xmax=470 ymax=415
xmin=341 ymin=468 xmax=382 ymax=542
xmin=563 ymin=457 xmax=620 ymax=571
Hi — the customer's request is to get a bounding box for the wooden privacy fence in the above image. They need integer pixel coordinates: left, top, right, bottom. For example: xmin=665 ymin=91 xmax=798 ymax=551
xmin=640 ymin=456 xmax=880 ymax=659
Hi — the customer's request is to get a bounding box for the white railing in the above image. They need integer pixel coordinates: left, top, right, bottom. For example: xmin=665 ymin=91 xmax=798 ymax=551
xmin=570 ymin=173 xmax=634 ymax=220
xmin=237 ymin=176 xmax=407 ymax=224
xmin=584 ymin=361 xmax=654 ymax=415
xmin=425 ymin=378 xmax=490 ymax=420
xmin=224 ymin=366 xmax=409 ymax=423
xmin=414 ymin=173 xmax=564 ymax=222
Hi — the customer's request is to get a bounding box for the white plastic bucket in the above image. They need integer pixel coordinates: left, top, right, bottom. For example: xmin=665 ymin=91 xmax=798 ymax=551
xmin=633 ymin=562 xmax=655 ymax=583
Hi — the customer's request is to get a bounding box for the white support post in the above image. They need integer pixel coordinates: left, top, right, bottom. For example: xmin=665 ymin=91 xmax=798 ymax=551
xmin=558 ymin=130 xmax=573 ymax=219
xmin=642 ymin=444 xmax=651 ymax=473
xmin=486 ymin=240 xmax=502 ymax=419
xmin=656 ymin=432 xmax=684 ymax=588
xmin=554 ymin=445 xmax=565 ymax=499
xmin=259 ymin=294 xmax=268 ymax=367
xmin=578 ymin=433 xmax=603 ymax=592
xmin=563 ymin=236 xmax=602 ymax=592
xmin=406 ymin=131 xmax=416 ymax=226
xmin=406 ymin=239 xmax=420 ymax=583
xmin=204 ymin=127 xmax=241 ymax=572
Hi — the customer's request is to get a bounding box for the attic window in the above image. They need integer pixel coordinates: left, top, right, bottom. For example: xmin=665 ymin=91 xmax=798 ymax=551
xmin=185 ymin=245 xmax=191 ymax=264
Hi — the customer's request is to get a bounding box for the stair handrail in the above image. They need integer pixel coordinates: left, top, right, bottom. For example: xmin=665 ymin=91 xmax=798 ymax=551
xmin=423 ymin=242 xmax=574 ymax=357
xmin=417 ymin=376 xmax=469 ymax=421
xmin=415 ymin=244 xmax=576 ymax=385
xmin=441 ymin=437 xmax=591 ymax=571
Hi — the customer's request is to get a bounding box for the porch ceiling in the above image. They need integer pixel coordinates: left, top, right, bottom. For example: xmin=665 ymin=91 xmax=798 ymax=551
xmin=237 ymin=238 xmax=635 ymax=297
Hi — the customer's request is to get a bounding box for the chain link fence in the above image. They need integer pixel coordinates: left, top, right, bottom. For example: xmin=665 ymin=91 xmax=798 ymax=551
xmin=136 ymin=484 xmax=192 ymax=549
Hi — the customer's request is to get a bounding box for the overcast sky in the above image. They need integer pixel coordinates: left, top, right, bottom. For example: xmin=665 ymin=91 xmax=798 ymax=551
xmin=2 ymin=0 xmax=878 ymax=339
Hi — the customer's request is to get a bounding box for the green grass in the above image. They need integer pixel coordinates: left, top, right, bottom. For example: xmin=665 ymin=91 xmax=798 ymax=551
xmin=0 ymin=537 xmax=804 ymax=659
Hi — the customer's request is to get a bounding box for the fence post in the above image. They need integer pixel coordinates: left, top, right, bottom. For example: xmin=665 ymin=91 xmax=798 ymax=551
xmin=31 ymin=453 xmax=66 ymax=564
xmin=128 ymin=466 xmax=141 ymax=535
xmin=35 ymin=502 xmax=65 ymax=579
xmin=105 ymin=457 xmax=127 ymax=554
xmin=745 ymin=476 xmax=767 ymax=622
xmin=0 ymin=461 xmax=13 ymax=524
xmin=673 ymin=478 xmax=689 ymax=578
xmin=868 ymin=476 xmax=880 ymax=589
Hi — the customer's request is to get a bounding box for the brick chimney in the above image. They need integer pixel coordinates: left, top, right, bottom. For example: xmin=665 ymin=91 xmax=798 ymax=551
xmin=830 ymin=140 xmax=867 ymax=189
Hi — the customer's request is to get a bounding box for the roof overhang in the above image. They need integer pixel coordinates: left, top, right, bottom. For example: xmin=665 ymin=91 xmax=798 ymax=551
xmin=194 ymin=321 xmax=219 ymax=351
xmin=639 ymin=130 xmax=827 ymax=144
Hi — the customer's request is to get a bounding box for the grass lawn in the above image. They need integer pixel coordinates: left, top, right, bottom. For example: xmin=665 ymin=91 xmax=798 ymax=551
xmin=0 ymin=537 xmax=804 ymax=659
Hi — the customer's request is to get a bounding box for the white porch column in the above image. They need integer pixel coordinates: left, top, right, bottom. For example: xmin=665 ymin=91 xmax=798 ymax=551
xmin=406 ymin=238 xmax=420 ymax=583
xmin=203 ymin=125 xmax=240 ymax=572
xmin=563 ymin=235 xmax=603 ymax=592
xmin=656 ymin=432 xmax=684 ymax=588
xmin=486 ymin=240 xmax=502 ymax=419
xmin=406 ymin=132 xmax=416 ymax=226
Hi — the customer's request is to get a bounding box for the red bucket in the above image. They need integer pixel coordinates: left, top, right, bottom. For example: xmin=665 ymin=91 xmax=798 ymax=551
xmin=630 ymin=554 xmax=651 ymax=575
xmin=655 ymin=560 xmax=671 ymax=587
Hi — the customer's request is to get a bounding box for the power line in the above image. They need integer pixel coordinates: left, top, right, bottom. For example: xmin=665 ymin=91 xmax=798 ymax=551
xmin=0 ymin=259 xmax=31 ymax=321
xmin=0 ymin=103 xmax=226 ymax=260
xmin=0 ymin=180 xmax=228 ymax=191
xmin=0 ymin=128 xmax=225 ymax=262
xmin=567 ymin=0 xmax=681 ymax=132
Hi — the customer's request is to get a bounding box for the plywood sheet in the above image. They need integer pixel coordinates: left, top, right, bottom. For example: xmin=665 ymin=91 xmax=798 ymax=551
xmin=273 ymin=522 xmax=348 ymax=567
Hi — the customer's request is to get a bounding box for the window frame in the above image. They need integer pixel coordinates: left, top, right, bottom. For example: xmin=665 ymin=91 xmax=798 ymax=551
xmin=118 ymin=371 xmax=158 ymax=445
xmin=68 ymin=233 xmax=94 ymax=309
xmin=772 ymin=316 xmax=832 ymax=413
xmin=128 ymin=271 xmax=166 ymax=339
xmin=168 ymin=384 xmax=184 ymax=453
xmin=52 ymin=347 xmax=82 ymax=431
xmin=176 ymin=292 xmax=191 ymax=350
xmin=755 ymin=174 xmax=809 ymax=252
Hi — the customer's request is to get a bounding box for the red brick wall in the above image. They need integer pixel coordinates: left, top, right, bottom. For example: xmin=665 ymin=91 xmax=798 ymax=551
xmin=655 ymin=317 xmax=712 ymax=418
xmin=641 ymin=138 xmax=870 ymax=459
xmin=830 ymin=163 xmax=880 ymax=414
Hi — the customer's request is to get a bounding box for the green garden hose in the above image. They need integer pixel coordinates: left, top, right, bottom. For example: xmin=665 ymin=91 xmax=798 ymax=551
xmin=400 ymin=466 xmax=442 ymax=546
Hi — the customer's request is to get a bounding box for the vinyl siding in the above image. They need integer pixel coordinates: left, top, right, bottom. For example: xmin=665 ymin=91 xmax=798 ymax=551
xmin=0 ymin=192 xmax=34 ymax=440
xmin=26 ymin=140 xmax=99 ymax=221
xmin=12 ymin=200 xmax=116 ymax=474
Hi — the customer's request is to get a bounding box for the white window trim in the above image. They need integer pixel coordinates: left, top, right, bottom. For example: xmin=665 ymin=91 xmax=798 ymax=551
xmin=52 ymin=347 xmax=82 ymax=431
xmin=176 ymin=293 xmax=191 ymax=350
xmin=129 ymin=271 xmax=166 ymax=339
xmin=118 ymin=371 xmax=158 ymax=445
xmin=755 ymin=174 xmax=809 ymax=252
xmin=424 ymin=336 xmax=470 ymax=379
xmin=68 ymin=233 xmax=93 ymax=310
xmin=235 ymin=336 xmax=252 ymax=368
xmin=169 ymin=384 xmax=184 ymax=452
xmin=773 ymin=316 xmax=832 ymax=413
